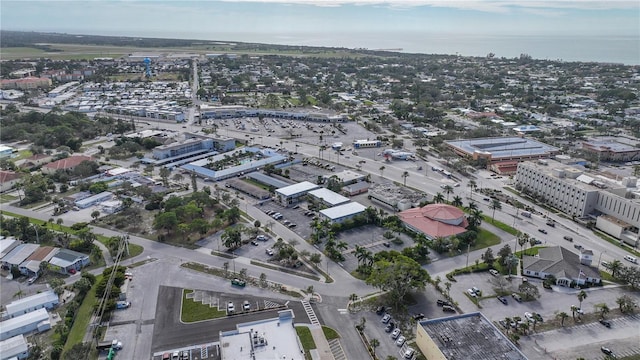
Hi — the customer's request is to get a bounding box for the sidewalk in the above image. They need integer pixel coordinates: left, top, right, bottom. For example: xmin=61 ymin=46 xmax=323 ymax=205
xmin=298 ymin=323 xmax=334 ymax=360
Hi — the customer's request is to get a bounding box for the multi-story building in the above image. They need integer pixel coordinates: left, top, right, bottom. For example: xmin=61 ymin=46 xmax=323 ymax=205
xmin=582 ymin=137 xmax=640 ymax=162
xmin=0 ymin=77 xmax=51 ymax=90
xmin=516 ymin=159 xmax=640 ymax=246
xmin=152 ymin=133 xmax=234 ymax=160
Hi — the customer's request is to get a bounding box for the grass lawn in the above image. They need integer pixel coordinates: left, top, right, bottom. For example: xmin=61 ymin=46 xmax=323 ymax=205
xmin=0 ymin=194 xmax=17 ymax=203
xmin=63 ymin=275 xmax=103 ymax=354
xmin=470 ymin=229 xmax=501 ymax=251
xmin=482 ymin=215 xmax=519 ymax=235
xmin=322 ymin=326 xmax=339 ymax=340
xmin=295 ymin=326 xmax=316 ymax=359
xmin=181 ymin=289 xmax=226 ymax=323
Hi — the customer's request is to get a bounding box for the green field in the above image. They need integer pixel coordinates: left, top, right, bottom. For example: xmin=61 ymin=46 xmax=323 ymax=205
xmin=295 ymin=326 xmax=317 ymax=359
xmin=181 ymin=289 xmax=226 ymax=322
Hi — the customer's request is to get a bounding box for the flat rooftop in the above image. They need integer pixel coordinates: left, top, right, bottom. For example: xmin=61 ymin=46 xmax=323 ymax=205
xmin=446 ymin=137 xmax=559 ymax=159
xmin=276 ymin=181 xmax=320 ymax=197
xmin=583 ymin=137 xmax=640 ymax=152
xmin=320 ymin=202 xmax=366 ymax=220
xmin=308 ymin=188 xmax=350 ymax=206
xmin=518 ymin=159 xmax=618 ymax=191
xmin=220 ymin=310 xmax=303 ymax=360
xmin=419 ymin=312 xmax=527 ymax=360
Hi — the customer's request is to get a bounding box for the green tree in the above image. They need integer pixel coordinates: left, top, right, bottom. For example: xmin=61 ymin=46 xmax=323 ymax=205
xmin=365 ymin=252 xmax=430 ymax=306
xmin=433 ymin=192 xmax=445 ymax=204
xmin=370 ymin=338 xmax=380 ymax=356
xmin=577 ymin=290 xmax=588 ymax=310
xmin=609 ymin=260 xmax=622 ymax=278
xmin=443 ymin=185 xmax=454 ymax=202
xmin=221 ymin=227 xmax=243 ymax=250
xmin=154 ymin=211 xmax=178 ymax=235
xmin=490 ymin=199 xmax=502 ymax=222
xmin=556 ymin=311 xmax=569 ymax=327
xmin=594 ymin=303 xmax=610 ymax=319
xmin=225 ymin=206 xmax=241 ymax=224
xmin=401 ymin=171 xmax=409 ymax=187
xmin=159 ymin=167 xmax=171 ymax=187
xmin=90 ymin=210 xmax=100 ymax=222
xmin=616 ymin=295 xmax=636 ymax=313
xmin=451 ymin=195 xmax=463 ymax=207
xmin=481 ymin=248 xmax=495 ymax=266
xmin=518 ymin=282 xmax=540 ymax=300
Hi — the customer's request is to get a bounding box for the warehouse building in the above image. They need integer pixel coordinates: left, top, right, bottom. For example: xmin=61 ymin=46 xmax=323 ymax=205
xmin=75 ymin=191 xmax=113 ymax=209
xmin=1 ymin=244 xmax=39 ymax=269
xmin=319 ymin=202 xmax=367 ymax=224
xmin=0 ymin=308 xmax=51 ymax=341
xmin=2 ymin=290 xmax=59 ymax=320
xmin=308 ymin=188 xmax=350 ymax=208
xmin=275 ymin=181 xmax=320 ymax=207
xmin=0 ymin=335 xmax=29 ymax=360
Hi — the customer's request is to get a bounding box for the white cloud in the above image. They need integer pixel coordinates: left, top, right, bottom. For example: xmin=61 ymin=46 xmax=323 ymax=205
xmin=214 ymin=0 xmax=639 ymax=13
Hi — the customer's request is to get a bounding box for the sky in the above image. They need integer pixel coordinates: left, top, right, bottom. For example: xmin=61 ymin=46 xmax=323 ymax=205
xmin=1 ymin=1 xmax=639 ymax=62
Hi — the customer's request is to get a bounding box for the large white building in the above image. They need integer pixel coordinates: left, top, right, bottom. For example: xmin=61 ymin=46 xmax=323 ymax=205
xmin=275 ymin=182 xmax=320 ymax=207
xmin=219 ymin=309 xmax=304 ymax=360
xmin=2 ymin=290 xmax=59 ymax=320
xmin=0 ymin=335 xmax=29 ymax=360
xmin=319 ymin=202 xmax=367 ymax=224
xmin=516 ymin=160 xmax=640 ymax=246
xmin=0 ymin=308 xmax=50 ymax=341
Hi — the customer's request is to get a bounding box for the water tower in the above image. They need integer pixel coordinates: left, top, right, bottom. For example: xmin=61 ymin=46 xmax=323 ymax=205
xmin=143 ymin=57 xmax=152 ymax=77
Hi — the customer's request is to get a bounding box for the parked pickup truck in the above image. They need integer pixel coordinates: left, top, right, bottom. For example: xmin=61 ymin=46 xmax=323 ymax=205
xmin=96 ymin=339 xmax=123 ymax=351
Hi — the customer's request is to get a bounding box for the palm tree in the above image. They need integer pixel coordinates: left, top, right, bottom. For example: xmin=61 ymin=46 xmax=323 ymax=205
xmin=379 ymin=166 xmax=386 ymax=178
xmin=570 ymin=305 xmax=578 ymax=320
xmin=336 ymin=241 xmax=348 ymax=252
xmin=556 ymin=311 xmax=569 ymax=327
xmin=466 ymin=201 xmax=478 ymax=212
xmin=504 ymin=317 xmax=512 ymax=334
xmin=402 ymin=171 xmax=409 ymax=187
xmin=595 ymin=303 xmax=610 ymax=319
xmin=452 ymin=195 xmax=463 ymax=207
xmin=370 ymin=338 xmax=380 ymax=356
xmin=354 ymin=245 xmax=366 ymax=265
xmin=433 ymin=192 xmax=445 ymax=204
xmin=490 ymin=199 xmax=502 ymax=222
xmin=468 ymin=179 xmax=477 ymax=199
xmin=577 ymin=290 xmax=587 ymax=311
xmin=443 ymin=185 xmax=454 ymax=202
xmin=517 ymin=232 xmax=530 ymax=256
xmin=609 ymin=260 xmax=622 ymax=278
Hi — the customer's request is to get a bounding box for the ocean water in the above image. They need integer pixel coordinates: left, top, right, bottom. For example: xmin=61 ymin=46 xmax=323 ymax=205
xmin=202 ymin=31 xmax=640 ymax=65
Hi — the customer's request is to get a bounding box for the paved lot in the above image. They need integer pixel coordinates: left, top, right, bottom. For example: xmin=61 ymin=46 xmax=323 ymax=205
xmin=520 ymin=314 xmax=640 ymax=360
xmin=449 ymin=272 xmax=640 ymax=325
xmin=151 ymin=285 xmax=311 ymax=354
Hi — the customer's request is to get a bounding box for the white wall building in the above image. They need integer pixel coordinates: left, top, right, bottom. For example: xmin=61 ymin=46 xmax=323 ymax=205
xmin=319 ymin=202 xmax=367 ymax=224
xmin=308 ymin=188 xmax=350 ymax=208
xmin=2 ymin=290 xmax=59 ymax=320
xmin=0 ymin=335 xmax=29 ymax=360
xmin=0 ymin=308 xmax=50 ymax=341
xmin=275 ymin=182 xmax=320 ymax=207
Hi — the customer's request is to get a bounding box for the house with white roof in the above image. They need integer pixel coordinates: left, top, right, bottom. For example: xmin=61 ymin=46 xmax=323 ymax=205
xmin=275 ymin=181 xmax=320 ymax=207
xmin=0 ymin=308 xmax=50 ymax=341
xmin=0 ymin=335 xmax=29 ymax=360
xmin=319 ymin=202 xmax=367 ymax=224
xmin=2 ymin=290 xmax=59 ymax=320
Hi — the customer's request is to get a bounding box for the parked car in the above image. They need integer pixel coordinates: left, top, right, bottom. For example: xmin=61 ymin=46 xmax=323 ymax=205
xmin=512 ymin=293 xmax=522 ymax=302
xmin=256 ymin=235 xmax=268 ymax=241
xmin=243 ymin=300 xmax=251 ymax=311
xmin=532 ymin=239 xmax=543 ymax=245
xmin=538 ymin=228 xmax=547 ymax=234
xmin=489 ymin=269 xmax=499 ymax=276
xmin=524 ymin=312 xmax=534 ymax=321
xmin=442 ymin=305 xmax=456 ymax=312
xmin=404 ymin=348 xmax=415 ymax=359
xmin=181 ymin=351 xmax=190 ymax=360
xmin=600 ymin=347 xmax=615 ymax=357
xmin=466 ymin=289 xmax=477 ymax=297
xmin=436 ymin=299 xmax=451 ymax=307
xmin=251 ymin=241 xmax=259 ymax=246
xmin=376 ymin=306 xmax=386 ymax=315
xmin=563 ymin=235 xmax=573 ymax=241
xmin=413 ymin=313 xmax=425 ymax=320
xmin=396 ymin=336 xmax=406 ymax=346
xmin=227 ymin=301 xmax=235 ymax=313
xmin=384 ymin=323 xmax=394 ymax=332
xmin=27 ymin=277 xmax=38 ymax=285
xmin=231 ymin=278 xmax=246 ymax=287
xmin=266 ymin=248 xmax=274 ymax=256
xmin=599 ymin=319 xmax=612 ymax=328
xmin=288 ymin=223 xmax=297 ymax=228
xmin=381 ymin=314 xmax=391 ymax=323
xmin=574 ymin=244 xmax=583 ymax=250
xmin=497 ymin=296 xmax=508 ymax=305
xmin=391 ymin=328 xmax=401 ymax=339
xmin=471 ymin=287 xmax=481 ymax=296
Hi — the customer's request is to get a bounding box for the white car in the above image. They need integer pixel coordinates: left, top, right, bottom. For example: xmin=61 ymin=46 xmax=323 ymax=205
xmin=524 ymin=312 xmax=534 ymax=321
xmin=489 ymin=269 xmax=499 ymax=276
xmin=243 ymin=300 xmax=251 ymax=311
xmin=227 ymin=301 xmax=235 ymax=313
xmin=466 ymin=289 xmax=477 ymax=297
xmin=381 ymin=314 xmax=391 ymax=323
xmin=391 ymin=328 xmax=401 ymax=339
xmin=396 ymin=336 xmax=406 ymax=346
xmin=404 ymin=348 xmax=415 ymax=359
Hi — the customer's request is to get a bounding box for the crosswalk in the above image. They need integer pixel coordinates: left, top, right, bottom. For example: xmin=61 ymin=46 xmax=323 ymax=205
xmin=301 ymin=300 xmax=320 ymax=325
xmin=263 ymin=300 xmax=282 ymax=309
xmin=327 ymin=338 xmax=347 ymax=360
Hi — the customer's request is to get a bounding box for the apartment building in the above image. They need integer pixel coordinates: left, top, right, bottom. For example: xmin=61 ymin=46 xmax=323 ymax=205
xmin=516 ymin=160 xmax=640 ymax=246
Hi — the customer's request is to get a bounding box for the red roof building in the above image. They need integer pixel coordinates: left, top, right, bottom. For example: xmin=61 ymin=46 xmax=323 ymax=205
xmin=399 ymin=203 xmax=468 ymax=239
xmin=42 ymin=155 xmax=94 ymax=175
xmin=0 ymin=170 xmax=24 ymax=192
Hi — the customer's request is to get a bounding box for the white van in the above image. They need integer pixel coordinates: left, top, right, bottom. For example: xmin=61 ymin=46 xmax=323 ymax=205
xmin=624 ymin=255 xmax=638 ymax=264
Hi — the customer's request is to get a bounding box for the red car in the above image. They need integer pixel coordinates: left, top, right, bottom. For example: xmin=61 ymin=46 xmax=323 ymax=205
xmin=68 ymin=269 xmax=76 ymax=274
